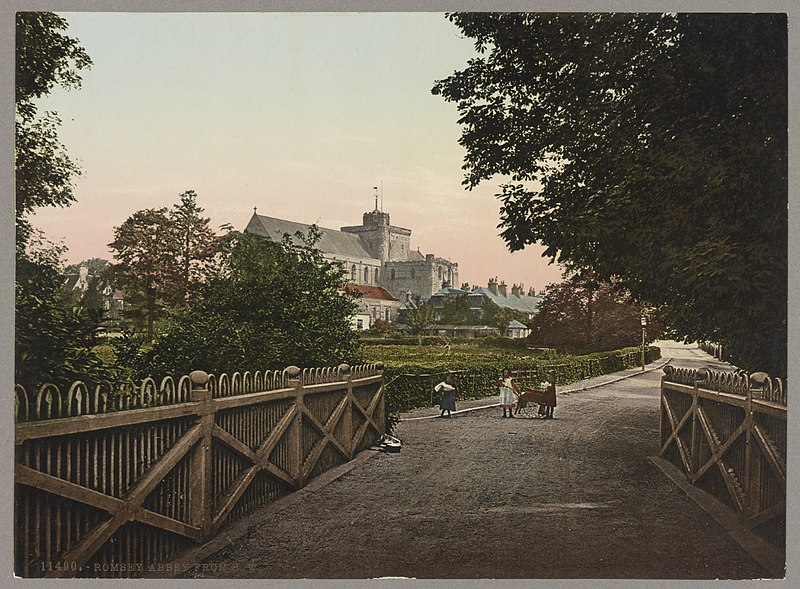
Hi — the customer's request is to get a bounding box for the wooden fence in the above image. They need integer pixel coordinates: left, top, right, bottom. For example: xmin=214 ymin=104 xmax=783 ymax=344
xmin=659 ymin=366 xmax=786 ymax=550
xmin=14 ymin=363 xmax=385 ymax=578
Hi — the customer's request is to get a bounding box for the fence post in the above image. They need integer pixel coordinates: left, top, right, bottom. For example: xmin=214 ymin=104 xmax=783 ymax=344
xmin=188 ymin=370 xmax=213 ymax=542
xmin=743 ymin=376 xmax=759 ymax=520
xmin=286 ymin=366 xmax=304 ymax=488
xmin=341 ymin=364 xmax=354 ymax=459
xmin=689 ymin=374 xmax=699 ymax=481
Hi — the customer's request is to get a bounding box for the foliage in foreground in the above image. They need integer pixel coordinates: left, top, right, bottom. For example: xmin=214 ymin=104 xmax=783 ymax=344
xmin=433 ymin=13 xmax=787 ymax=376
xmin=14 ymin=13 xmax=109 ymax=391
xmin=132 ymin=229 xmax=363 ymax=378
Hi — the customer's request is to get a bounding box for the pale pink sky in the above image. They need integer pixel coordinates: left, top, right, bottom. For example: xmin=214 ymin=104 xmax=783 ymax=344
xmin=30 ymin=12 xmax=565 ymax=292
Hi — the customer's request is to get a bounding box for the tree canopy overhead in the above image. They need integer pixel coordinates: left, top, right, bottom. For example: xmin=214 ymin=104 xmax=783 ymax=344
xmin=433 ymin=13 xmax=787 ymax=375
xmin=16 ymin=12 xmax=92 ymax=237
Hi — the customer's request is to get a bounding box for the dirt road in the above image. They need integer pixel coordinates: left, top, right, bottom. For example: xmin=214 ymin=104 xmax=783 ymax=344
xmin=178 ymin=342 xmax=769 ymax=579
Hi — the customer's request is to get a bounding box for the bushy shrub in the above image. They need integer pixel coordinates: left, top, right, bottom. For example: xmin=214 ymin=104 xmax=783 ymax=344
xmin=373 ymin=344 xmax=661 ymax=430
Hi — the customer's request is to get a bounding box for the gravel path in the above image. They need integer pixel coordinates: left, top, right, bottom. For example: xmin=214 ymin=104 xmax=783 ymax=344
xmin=176 ymin=342 xmax=768 ymax=579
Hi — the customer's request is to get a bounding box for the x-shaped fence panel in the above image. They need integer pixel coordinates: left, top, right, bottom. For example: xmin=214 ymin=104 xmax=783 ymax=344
xmin=14 ymin=366 xmax=384 ymax=578
xmin=660 ymin=371 xmax=786 ymax=551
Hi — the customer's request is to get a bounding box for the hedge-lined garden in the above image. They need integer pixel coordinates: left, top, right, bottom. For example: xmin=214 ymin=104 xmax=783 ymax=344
xmin=363 ymin=343 xmax=662 ymax=430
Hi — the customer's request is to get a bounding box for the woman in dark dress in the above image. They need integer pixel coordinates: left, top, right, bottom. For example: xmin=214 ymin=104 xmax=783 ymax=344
xmin=435 ymin=374 xmax=458 ymax=417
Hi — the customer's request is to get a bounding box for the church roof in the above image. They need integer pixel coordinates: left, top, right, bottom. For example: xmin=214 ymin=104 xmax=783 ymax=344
xmin=245 ymin=213 xmax=378 ymax=261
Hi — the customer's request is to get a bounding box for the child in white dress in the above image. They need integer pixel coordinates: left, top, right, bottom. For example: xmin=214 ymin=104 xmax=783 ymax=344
xmin=498 ymin=368 xmax=519 ymax=418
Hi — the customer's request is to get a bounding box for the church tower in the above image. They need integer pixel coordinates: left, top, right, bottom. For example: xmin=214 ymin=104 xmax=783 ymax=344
xmin=340 ymin=196 xmax=411 ymax=262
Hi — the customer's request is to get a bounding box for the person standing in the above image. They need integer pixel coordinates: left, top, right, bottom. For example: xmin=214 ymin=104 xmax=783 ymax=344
xmin=498 ymin=368 xmax=519 ymax=418
xmin=542 ymin=377 xmax=557 ymax=419
xmin=435 ymin=374 xmax=458 ymax=418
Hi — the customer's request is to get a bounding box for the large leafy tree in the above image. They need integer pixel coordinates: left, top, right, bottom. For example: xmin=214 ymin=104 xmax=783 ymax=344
xmin=529 ymin=274 xmax=658 ymax=354
xmin=15 ymin=234 xmax=109 ymax=390
xmin=138 ymin=229 xmax=363 ymax=377
xmin=433 ymin=13 xmax=787 ymax=375
xmin=16 ymin=12 xmax=92 ymax=246
xmin=108 ymin=192 xmax=218 ymax=337
xmin=108 ymin=208 xmax=177 ymax=338
xmin=169 ymin=190 xmax=219 ymax=303
xmin=15 ymin=13 xmax=107 ymax=391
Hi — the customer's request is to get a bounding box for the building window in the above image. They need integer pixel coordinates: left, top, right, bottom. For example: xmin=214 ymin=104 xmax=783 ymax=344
xmin=356 ymin=319 xmax=364 ymax=330
xmin=390 ymin=269 xmax=396 ymax=280
xmin=385 ymin=309 xmax=390 ymax=322
xmin=438 ymin=267 xmax=443 ymax=279
xmin=411 ymin=269 xmax=416 ymax=279
xmin=364 ymin=267 xmax=369 ymax=283
xmin=375 ymin=268 xmax=379 ymax=281
xmin=351 ymin=264 xmax=357 ymax=282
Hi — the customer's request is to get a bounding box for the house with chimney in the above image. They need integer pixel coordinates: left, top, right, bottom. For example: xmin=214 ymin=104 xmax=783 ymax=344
xmin=467 ymin=278 xmax=543 ymax=321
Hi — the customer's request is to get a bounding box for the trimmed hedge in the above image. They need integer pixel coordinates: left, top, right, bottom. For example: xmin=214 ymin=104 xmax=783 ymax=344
xmin=372 ymin=345 xmax=661 ymax=431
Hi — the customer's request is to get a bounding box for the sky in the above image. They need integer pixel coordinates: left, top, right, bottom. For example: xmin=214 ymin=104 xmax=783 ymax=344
xmin=28 ymin=11 xmax=565 ymax=293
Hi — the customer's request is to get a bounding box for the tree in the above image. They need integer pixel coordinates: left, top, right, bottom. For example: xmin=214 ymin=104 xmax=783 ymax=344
xmin=14 ymin=13 xmax=107 ymax=390
xmin=108 ymin=208 xmax=177 ymax=338
xmin=439 ymin=294 xmax=471 ymax=325
xmin=137 ymin=229 xmax=363 ymax=377
xmin=492 ymin=307 xmax=529 ymax=334
xmin=400 ymin=301 xmax=434 ymax=344
xmin=169 ymin=190 xmax=219 ymax=303
xmin=529 ymin=275 xmax=654 ymax=354
xmin=108 ymin=192 xmax=218 ymax=337
xmin=15 ymin=233 xmax=110 ymax=390
xmin=433 ymin=13 xmax=787 ymax=376
xmin=16 ymin=12 xmax=92 ymax=246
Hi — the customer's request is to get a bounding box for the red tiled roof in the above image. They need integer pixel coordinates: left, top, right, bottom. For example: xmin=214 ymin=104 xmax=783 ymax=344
xmin=343 ymin=285 xmax=398 ymax=301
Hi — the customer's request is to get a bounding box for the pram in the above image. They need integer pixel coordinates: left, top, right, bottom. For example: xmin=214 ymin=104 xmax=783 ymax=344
xmin=514 ymin=386 xmax=555 ymax=418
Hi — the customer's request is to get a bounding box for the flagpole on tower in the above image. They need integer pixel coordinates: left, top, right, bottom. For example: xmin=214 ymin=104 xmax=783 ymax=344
xmin=373 ymin=186 xmax=378 ymax=211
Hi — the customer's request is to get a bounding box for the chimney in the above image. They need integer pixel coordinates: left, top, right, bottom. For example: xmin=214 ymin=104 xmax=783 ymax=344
xmin=498 ymin=281 xmax=508 ymax=297
xmin=511 ymin=283 xmax=521 ymax=297
xmin=528 ymin=287 xmax=536 ymax=297
xmin=488 ymin=278 xmax=498 ymax=296
xmin=461 ymin=282 xmax=470 ymax=291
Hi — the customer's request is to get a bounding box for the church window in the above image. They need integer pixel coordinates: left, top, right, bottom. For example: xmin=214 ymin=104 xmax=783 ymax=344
xmin=411 ymin=269 xmax=416 ymax=279
xmin=375 ymin=268 xmax=379 ymax=281
xmin=438 ymin=267 xmax=443 ymax=279
xmin=390 ymin=269 xmax=396 ymax=280
xmin=364 ymin=267 xmax=369 ymax=283
xmin=351 ymin=264 xmax=356 ymax=282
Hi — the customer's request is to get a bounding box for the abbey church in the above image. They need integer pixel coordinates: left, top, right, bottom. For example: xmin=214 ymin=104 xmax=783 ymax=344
xmin=244 ymin=206 xmax=459 ymax=303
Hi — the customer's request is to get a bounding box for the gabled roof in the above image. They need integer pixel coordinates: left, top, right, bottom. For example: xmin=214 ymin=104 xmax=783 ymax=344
xmin=63 ymin=275 xmax=81 ymax=290
xmin=506 ymin=320 xmax=529 ymax=329
xmin=470 ymin=287 xmax=543 ymax=314
xmin=245 ymin=213 xmax=378 ymax=261
xmin=344 ymin=285 xmax=398 ymax=302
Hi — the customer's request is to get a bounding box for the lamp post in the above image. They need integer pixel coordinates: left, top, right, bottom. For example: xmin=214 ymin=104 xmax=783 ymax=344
xmin=640 ymin=315 xmax=648 ymax=371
